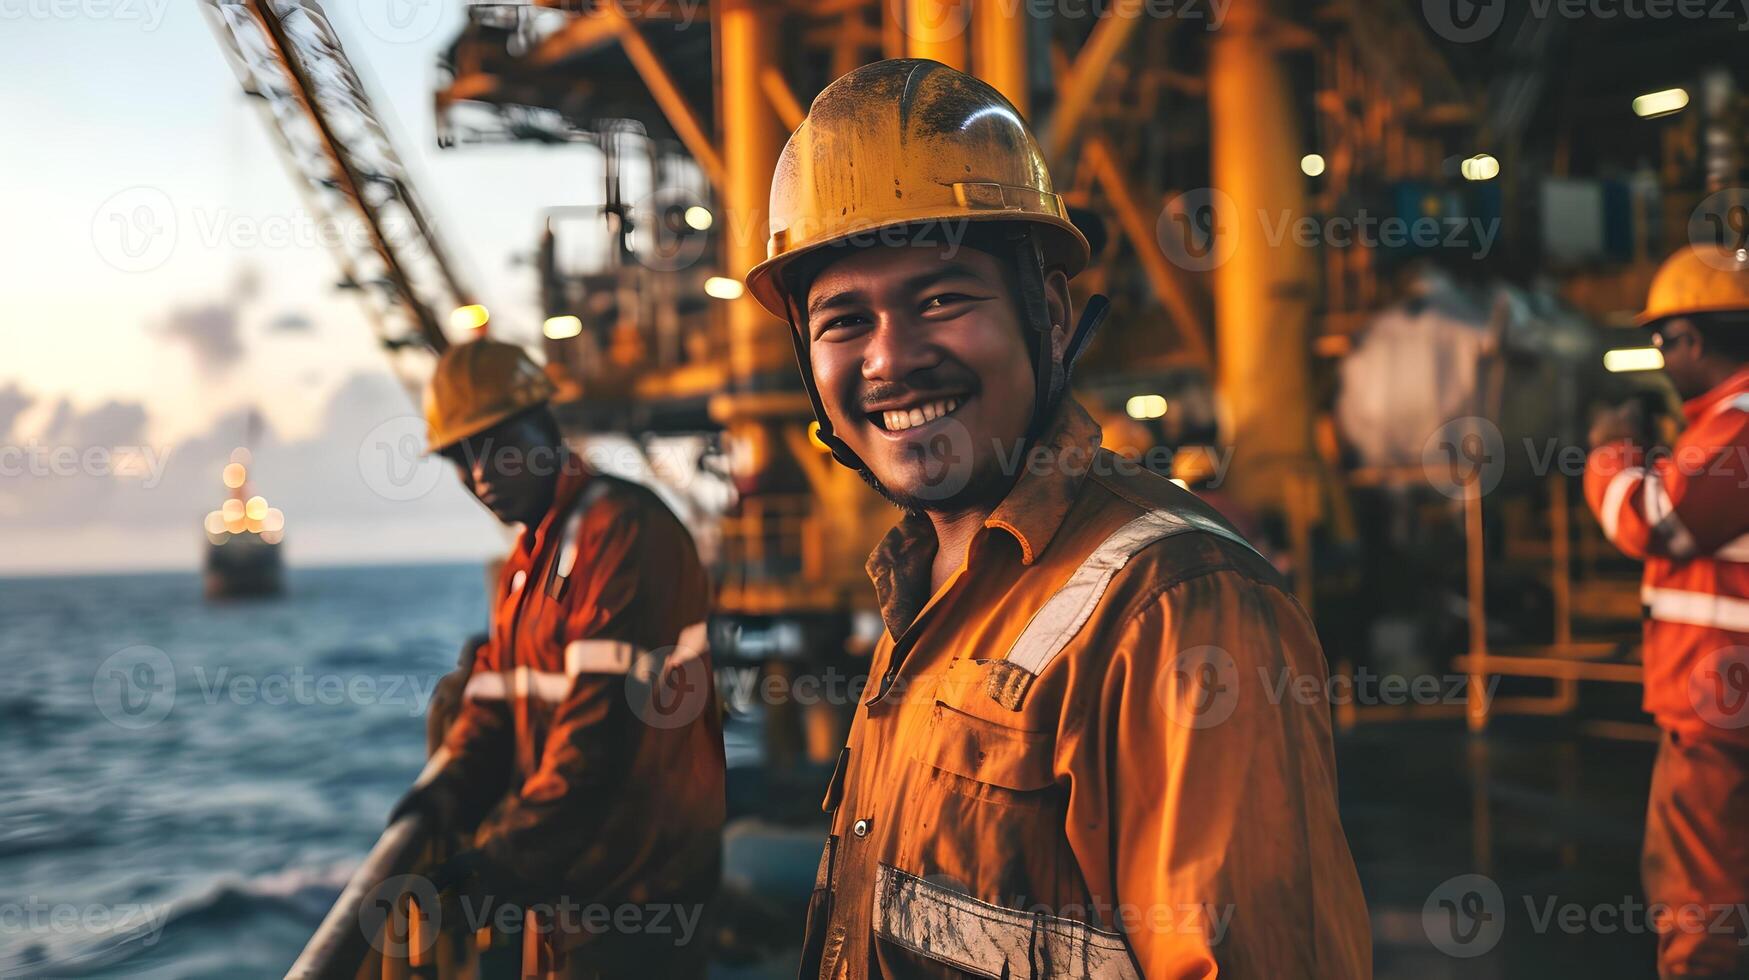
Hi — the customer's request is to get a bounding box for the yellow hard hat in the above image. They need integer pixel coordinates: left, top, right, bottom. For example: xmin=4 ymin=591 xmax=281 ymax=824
xmin=423 ymin=339 xmax=557 ymax=452
xmin=1639 ymin=243 xmax=1749 ymax=326
xmin=744 ymin=59 xmax=1089 ymax=318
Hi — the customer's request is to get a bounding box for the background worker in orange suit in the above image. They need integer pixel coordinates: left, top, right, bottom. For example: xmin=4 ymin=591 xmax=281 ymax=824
xmin=1587 ymin=244 xmax=1749 ymax=978
xmin=392 ymin=338 xmax=724 ymax=978
xmin=744 ymin=60 xmax=1370 ymax=979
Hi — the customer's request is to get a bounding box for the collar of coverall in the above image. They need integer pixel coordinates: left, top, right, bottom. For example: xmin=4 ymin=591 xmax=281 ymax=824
xmin=1683 ymin=363 xmax=1749 ymax=424
xmin=864 ymin=396 xmax=1104 ymax=638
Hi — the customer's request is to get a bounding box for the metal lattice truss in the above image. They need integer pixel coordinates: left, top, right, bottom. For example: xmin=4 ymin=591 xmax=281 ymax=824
xmin=201 ymin=0 xmax=473 ymax=386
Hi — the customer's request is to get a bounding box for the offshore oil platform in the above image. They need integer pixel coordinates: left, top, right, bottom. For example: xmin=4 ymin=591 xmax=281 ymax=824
xmin=189 ymin=0 xmax=1746 ymax=975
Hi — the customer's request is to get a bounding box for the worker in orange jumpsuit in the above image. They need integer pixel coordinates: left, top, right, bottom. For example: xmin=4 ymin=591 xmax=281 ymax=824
xmin=393 ymin=338 xmax=724 ymax=978
xmin=743 ymin=60 xmax=1370 ymax=978
xmin=1587 ymin=244 xmax=1749 ymax=978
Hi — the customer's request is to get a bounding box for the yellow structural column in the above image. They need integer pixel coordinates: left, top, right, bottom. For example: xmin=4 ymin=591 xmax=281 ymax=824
xmin=1208 ymin=0 xmax=1319 ymax=521
xmin=971 ymin=0 xmax=1027 ymax=117
xmin=719 ymin=0 xmax=790 ymax=382
xmin=905 ymin=0 xmax=969 ymax=70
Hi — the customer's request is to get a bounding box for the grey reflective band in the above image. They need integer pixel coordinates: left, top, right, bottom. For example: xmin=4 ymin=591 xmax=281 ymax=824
xmin=873 ymin=864 xmax=1139 ymax=979
xmin=1004 ymin=507 xmax=1264 ymax=677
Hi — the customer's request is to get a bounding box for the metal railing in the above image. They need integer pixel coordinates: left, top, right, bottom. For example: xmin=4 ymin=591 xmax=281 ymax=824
xmin=287 ymin=749 xmax=451 ymax=980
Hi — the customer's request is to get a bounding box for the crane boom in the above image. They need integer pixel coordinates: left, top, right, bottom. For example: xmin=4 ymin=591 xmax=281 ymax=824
xmin=200 ymin=0 xmax=474 ymax=388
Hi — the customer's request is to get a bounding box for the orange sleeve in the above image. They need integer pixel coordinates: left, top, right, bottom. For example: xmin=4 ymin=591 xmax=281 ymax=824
xmin=1087 ymin=570 xmax=1371 ymax=979
xmin=436 ymin=639 xmax=513 ymax=829
xmin=1586 ymin=409 xmax=1749 ymax=561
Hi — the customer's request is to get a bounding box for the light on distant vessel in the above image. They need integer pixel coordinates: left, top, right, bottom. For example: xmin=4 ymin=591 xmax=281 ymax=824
xmin=223 ymin=462 xmax=247 ymax=489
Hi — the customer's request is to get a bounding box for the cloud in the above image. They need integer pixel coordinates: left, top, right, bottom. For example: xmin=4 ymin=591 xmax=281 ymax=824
xmin=0 ymin=384 xmax=31 ymax=440
xmin=158 ymin=302 xmax=243 ymax=374
xmin=0 ymin=370 xmax=502 ymax=572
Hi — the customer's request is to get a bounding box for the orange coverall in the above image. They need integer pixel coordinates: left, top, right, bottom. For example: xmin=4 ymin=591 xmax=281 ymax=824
xmin=433 ymin=467 xmax=724 ymax=977
xmin=1586 ymin=366 xmax=1749 ymax=976
xmin=799 ymin=400 xmax=1371 ymax=978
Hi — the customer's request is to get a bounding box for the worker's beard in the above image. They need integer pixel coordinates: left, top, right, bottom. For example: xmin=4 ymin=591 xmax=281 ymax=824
xmin=852 ymin=440 xmax=1019 ymax=519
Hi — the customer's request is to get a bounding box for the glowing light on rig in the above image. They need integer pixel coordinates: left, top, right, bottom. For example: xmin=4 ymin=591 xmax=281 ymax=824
xmin=543 ymin=315 xmax=583 ymax=340
xmin=449 ymin=304 xmax=490 ymax=332
xmin=1460 ymin=154 xmax=1500 ymax=182
xmin=245 ymin=496 xmax=269 ymax=522
xmin=684 ymin=206 xmax=713 ymax=231
xmin=705 ymin=276 xmax=745 ymax=300
xmin=1300 ymin=154 xmax=1327 ymax=178
xmin=1604 ymin=347 xmax=1665 ymax=373
xmin=263 ymin=508 xmax=286 ymax=533
xmin=204 ymin=511 xmax=227 ymax=536
xmin=1632 ymin=88 xmax=1689 ymax=119
xmin=223 ymin=463 xmax=247 ymax=489
xmin=1126 ymin=394 xmax=1169 ymax=420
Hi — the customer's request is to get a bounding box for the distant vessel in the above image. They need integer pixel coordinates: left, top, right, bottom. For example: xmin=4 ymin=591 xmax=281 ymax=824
xmin=202 ymin=448 xmax=285 ymax=599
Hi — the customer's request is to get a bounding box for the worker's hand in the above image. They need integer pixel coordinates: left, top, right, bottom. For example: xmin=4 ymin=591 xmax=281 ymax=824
xmin=1589 ymin=400 xmax=1646 ymax=449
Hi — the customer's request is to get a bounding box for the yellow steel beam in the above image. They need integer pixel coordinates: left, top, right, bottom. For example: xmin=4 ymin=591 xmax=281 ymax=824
xmin=760 ymin=65 xmax=807 ymax=131
xmin=1208 ymin=0 xmax=1319 ymax=519
xmin=1043 ymin=0 xmax=1143 ymax=163
xmin=905 ymin=0 xmax=968 ymax=69
xmin=971 ymin=0 xmax=1027 ymax=117
xmin=718 ymin=0 xmax=791 ymax=380
xmin=606 ymin=3 xmax=726 ymax=190
xmin=1082 ymin=135 xmax=1210 ymax=366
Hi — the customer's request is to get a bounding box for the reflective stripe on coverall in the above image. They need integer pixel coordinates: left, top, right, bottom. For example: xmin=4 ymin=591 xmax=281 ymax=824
xmin=799 ymin=399 xmax=1372 ymax=979
xmin=435 ymin=467 xmax=724 ymax=976
xmin=1586 ymin=365 xmax=1749 ymax=977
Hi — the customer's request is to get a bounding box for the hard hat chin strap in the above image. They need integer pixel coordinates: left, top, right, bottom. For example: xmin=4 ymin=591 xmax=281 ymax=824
xmin=781 ymin=285 xmax=868 ymax=473
xmin=1009 ymin=226 xmax=1110 ymax=443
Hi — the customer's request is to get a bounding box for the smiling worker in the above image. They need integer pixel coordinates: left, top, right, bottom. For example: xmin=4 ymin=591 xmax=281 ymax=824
xmin=395 ymin=338 xmax=724 ymax=978
xmin=745 ymin=60 xmax=1369 ymax=979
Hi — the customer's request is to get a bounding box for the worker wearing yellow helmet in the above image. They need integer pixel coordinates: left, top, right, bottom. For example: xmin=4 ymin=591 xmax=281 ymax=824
xmin=747 ymin=60 xmax=1369 ymax=978
xmin=1585 ymin=243 xmax=1749 ymax=977
xmin=392 ymin=338 xmax=724 ymax=978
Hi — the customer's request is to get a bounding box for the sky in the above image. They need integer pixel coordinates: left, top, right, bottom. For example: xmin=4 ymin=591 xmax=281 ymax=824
xmin=0 ymin=2 xmax=616 ymax=572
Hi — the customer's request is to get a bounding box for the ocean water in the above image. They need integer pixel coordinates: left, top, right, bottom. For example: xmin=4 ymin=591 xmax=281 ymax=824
xmin=1 ymin=563 xmax=497 ymax=978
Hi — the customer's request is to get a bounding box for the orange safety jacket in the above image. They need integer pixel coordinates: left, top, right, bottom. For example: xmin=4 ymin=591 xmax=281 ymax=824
xmin=800 ymin=401 xmax=1371 ymax=979
xmin=1586 ymin=366 xmax=1749 ymax=742
xmin=435 ymin=463 xmax=724 ymax=955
